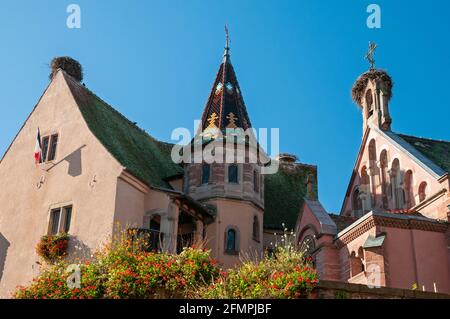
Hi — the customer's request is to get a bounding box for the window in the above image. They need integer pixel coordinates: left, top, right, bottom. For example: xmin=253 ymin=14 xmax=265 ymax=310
xmin=228 ymin=164 xmax=238 ymax=184
xmin=380 ymin=150 xmax=389 ymax=208
xmin=253 ymin=170 xmax=259 ymax=193
xmin=226 ymin=229 xmax=236 ymax=252
xmin=225 ymin=227 xmax=239 ymax=254
xmin=391 ymin=159 xmax=404 ymax=209
xmin=352 ymin=189 xmax=362 ymax=216
xmin=419 ymin=182 xmax=427 ymax=202
xmin=252 ymin=216 xmax=260 ymax=242
xmin=404 ymin=170 xmax=414 ymax=208
xmin=201 ymin=164 xmax=210 ymax=185
xmin=149 ymin=214 xmax=161 ymax=232
xmin=42 ymin=136 xmax=50 ymax=162
xmin=365 ymin=89 xmax=374 ymax=117
xmin=41 ymin=134 xmax=58 ymax=162
xmin=49 ymin=205 xmax=72 ymax=235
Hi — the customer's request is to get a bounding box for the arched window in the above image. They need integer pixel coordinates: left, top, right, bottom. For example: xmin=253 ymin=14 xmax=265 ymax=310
xmin=228 ymin=164 xmax=238 ymax=184
xmin=365 ymin=89 xmax=374 ymax=117
xmin=225 ymin=228 xmax=238 ymax=253
xmin=352 ymin=189 xmax=362 ymax=216
xmin=368 ymin=139 xmax=377 ymax=162
xmin=201 ymin=164 xmax=210 ymax=184
xmin=253 ymin=170 xmax=259 ymax=193
xmin=380 ymin=150 xmax=389 ymax=208
xmin=368 ymin=140 xmax=377 ymax=205
xmin=360 ymin=166 xmax=371 ymax=213
xmin=361 ymin=166 xmax=370 ymax=186
xmin=404 ymin=170 xmax=414 ymax=208
xmin=149 ymin=214 xmax=161 ymax=232
xmin=252 ymin=216 xmax=260 ymax=241
xmin=419 ymin=182 xmax=428 ymax=202
xmin=391 ymin=159 xmax=404 ymax=209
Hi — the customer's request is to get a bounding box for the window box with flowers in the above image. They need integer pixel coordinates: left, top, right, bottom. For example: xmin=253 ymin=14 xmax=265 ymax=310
xmin=36 ymin=233 xmax=69 ymax=263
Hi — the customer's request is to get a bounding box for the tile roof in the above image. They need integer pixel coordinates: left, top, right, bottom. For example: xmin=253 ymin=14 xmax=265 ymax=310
xmin=199 ymin=47 xmax=252 ymax=134
xmin=63 ymin=71 xmax=183 ymax=189
xmin=376 ymin=127 xmax=449 ymax=178
xmin=328 ymin=214 xmax=358 ymax=233
xmin=304 ymin=200 xmax=337 ymax=235
xmin=264 ymin=161 xmax=317 ymax=230
xmin=396 ymin=134 xmax=450 ymax=174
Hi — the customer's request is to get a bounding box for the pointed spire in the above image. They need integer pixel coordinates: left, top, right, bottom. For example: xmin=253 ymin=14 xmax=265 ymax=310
xmin=198 ymin=28 xmax=252 ymax=137
xmin=223 ymin=24 xmax=230 ymax=63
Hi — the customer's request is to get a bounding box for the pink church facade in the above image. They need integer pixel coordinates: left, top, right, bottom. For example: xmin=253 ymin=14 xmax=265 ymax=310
xmin=296 ymin=68 xmax=450 ymax=293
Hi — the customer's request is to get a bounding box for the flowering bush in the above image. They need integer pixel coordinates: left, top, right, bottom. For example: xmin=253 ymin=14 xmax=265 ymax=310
xmin=15 ymin=232 xmax=220 ymax=299
xmin=197 ymin=247 xmax=318 ymax=299
xmin=36 ymin=233 xmax=69 ymax=263
xmin=15 ymin=229 xmax=318 ymax=299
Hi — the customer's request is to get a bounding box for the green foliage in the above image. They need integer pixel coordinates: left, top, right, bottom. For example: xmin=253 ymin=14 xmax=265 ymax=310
xmin=15 ymin=231 xmax=318 ymax=299
xmin=197 ymin=247 xmax=318 ymax=299
xmin=15 ymin=232 xmax=220 ymax=299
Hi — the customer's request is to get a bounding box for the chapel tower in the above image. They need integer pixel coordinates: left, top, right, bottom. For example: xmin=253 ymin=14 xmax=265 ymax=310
xmin=352 ymin=42 xmax=394 ymax=135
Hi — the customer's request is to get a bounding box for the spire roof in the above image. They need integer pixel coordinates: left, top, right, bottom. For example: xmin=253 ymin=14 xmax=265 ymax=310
xmin=199 ymin=30 xmax=252 ymax=136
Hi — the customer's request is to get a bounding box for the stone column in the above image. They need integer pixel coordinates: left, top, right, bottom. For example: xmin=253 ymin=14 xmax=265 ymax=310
xmin=367 ymin=165 xmax=378 ymax=207
xmin=195 ymin=219 xmax=204 ymax=244
xmin=160 ymin=199 xmax=179 ymax=253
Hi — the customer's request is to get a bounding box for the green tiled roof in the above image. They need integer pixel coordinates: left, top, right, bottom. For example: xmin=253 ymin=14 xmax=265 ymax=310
xmin=328 ymin=214 xmax=357 ymax=233
xmin=398 ymin=134 xmax=450 ymax=173
xmin=264 ymin=162 xmax=317 ymax=230
xmin=63 ymin=72 xmax=183 ymax=188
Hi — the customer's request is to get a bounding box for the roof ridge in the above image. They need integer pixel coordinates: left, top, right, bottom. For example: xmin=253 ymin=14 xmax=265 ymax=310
xmin=396 ymin=132 xmax=450 ymax=144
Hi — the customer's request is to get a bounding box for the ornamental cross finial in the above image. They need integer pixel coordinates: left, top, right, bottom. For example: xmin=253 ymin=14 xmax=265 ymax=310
xmin=206 ymin=112 xmax=219 ymax=129
xmin=365 ymin=41 xmax=377 ymax=70
xmin=226 ymin=112 xmax=237 ymax=128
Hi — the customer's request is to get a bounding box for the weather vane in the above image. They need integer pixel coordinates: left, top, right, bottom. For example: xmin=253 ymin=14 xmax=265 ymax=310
xmin=365 ymin=41 xmax=377 ymax=69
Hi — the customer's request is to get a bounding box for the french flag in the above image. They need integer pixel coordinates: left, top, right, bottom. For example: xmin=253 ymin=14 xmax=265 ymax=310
xmin=34 ymin=128 xmax=42 ymax=164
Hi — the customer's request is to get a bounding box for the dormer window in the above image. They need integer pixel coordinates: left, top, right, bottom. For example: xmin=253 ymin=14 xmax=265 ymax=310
xmin=42 ymin=134 xmax=59 ymax=162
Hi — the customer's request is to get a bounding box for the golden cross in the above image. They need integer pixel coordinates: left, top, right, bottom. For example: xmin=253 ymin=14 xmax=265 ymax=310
xmin=365 ymin=41 xmax=377 ymax=70
xmin=226 ymin=112 xmax=237 ymax=128
xmin=206 ymin=112 xmax=218 ymax=129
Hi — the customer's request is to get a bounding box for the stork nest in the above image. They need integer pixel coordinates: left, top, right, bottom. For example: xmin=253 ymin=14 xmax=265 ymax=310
xmin=49 ymin=56 xmax=83 ymax=82
xmin=351 ymin=69 xmax=393 ymax=107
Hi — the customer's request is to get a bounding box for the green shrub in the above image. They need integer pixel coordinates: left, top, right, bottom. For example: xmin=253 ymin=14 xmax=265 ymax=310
xmin=14 ymin=231 xmax=318 ymax=299
xmin=197 ymin=247 xmax=318 ymax=299
xmin=15 ymin=232 xmax=220 ymax=299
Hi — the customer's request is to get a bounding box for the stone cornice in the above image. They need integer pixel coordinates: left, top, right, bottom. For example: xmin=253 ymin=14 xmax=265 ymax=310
xmin=335 ymin=213 xmax=448 ymax=248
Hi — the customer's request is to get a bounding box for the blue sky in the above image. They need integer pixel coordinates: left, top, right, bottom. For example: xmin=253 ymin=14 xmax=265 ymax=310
xmin=0 ymin=0 xmax=449 ymax=213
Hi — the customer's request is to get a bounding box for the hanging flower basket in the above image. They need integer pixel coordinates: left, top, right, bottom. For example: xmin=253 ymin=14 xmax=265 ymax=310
xmin=36 ymin=233 xmax=69 ymax=263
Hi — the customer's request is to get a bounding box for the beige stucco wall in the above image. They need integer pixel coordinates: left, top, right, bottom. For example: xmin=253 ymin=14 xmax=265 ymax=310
xmin=205 ymin=198 xmax=263 ymax=268
xmin=0 ymin=72 xmax=124 ymax=297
